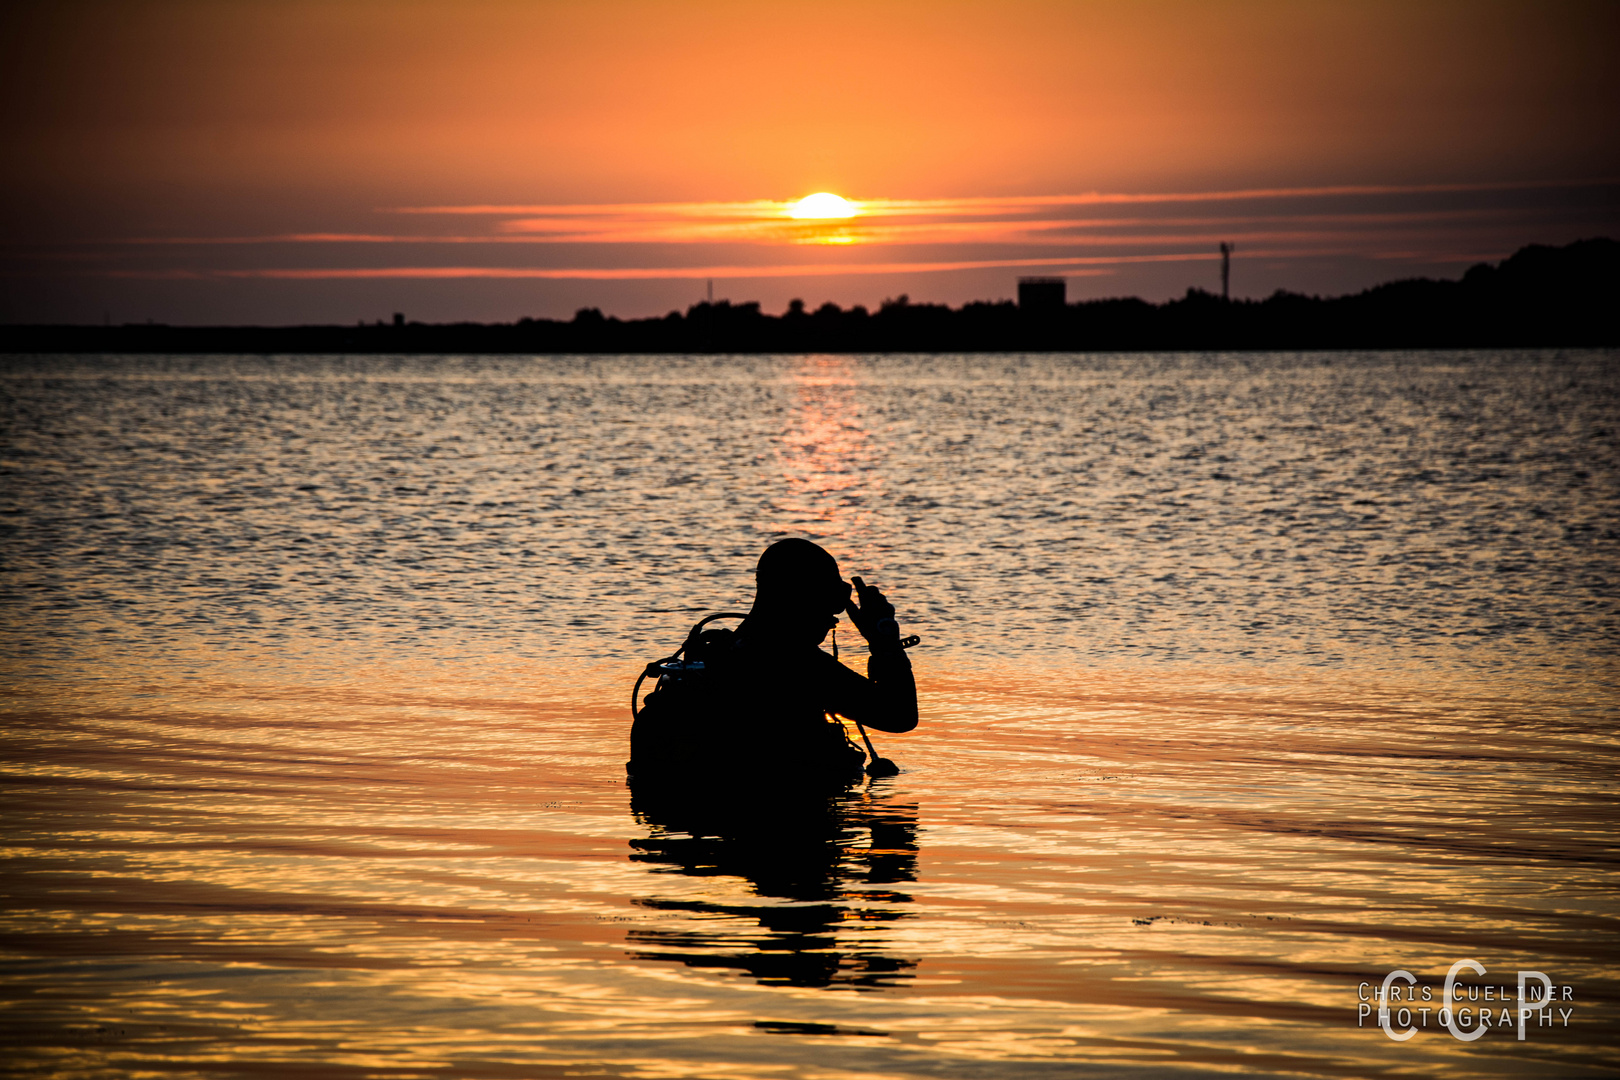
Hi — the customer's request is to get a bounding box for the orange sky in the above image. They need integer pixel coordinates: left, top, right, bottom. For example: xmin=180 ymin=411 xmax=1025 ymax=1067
xmin=2 ymin=0 xmax=1616 ymax=324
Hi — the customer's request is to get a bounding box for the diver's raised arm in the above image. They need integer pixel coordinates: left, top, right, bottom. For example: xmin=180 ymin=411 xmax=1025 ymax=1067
xmin=846 ymin=576 xmax=899 ymax=644
xmin=843 ymin=576 xmax=917 ymax=733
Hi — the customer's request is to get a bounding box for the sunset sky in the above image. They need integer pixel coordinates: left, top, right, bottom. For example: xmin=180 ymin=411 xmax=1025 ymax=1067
xmin=3 ymin=0 xmax=1616 ymax=325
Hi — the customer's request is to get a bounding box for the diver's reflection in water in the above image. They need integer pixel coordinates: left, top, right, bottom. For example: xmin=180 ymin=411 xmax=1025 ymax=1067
xmin=627 ymin=784 xmax=919 ymax=988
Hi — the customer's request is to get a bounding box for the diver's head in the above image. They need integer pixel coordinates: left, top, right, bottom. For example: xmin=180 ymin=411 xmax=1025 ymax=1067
xmin=751 ymin=538 xmax=851 ymax=642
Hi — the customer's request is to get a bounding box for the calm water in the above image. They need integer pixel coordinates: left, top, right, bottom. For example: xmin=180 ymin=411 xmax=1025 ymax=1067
xmin=2 ymin=350 xmax=1617 ymax=1078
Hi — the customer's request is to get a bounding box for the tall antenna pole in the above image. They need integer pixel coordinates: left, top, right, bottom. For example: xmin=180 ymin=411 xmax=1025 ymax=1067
xmin=1219 ymin=242 xmax=1233 ymax=301
xmin=707 ymin=279 xmax=713 ymax=305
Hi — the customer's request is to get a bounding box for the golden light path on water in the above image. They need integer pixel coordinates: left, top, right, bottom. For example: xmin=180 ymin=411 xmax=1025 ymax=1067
xmin=772 ymin=355 xmax=883 ymax=563
xmin=1 ymin=351 xmax=1617 ymax=1078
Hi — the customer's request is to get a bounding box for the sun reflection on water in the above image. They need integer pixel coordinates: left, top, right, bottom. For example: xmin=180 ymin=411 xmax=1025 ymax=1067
xmin=768 ymin=355 xmax=884 ymax=570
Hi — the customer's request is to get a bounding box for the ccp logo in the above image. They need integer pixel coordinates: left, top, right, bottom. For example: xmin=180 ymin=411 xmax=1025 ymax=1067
xmin=1359 ymin=959 xmax=1565 ymax=1042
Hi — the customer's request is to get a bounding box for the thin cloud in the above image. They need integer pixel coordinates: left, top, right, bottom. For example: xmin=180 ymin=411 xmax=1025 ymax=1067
xmin=107 ymin=202 xmax=1546 ymax=250
xmin=366 ymin=180 xmax=1599 ymax=248
xmin=392 ymin=177 xmax=1611 ymax=219
xmin=209 ymin=258 xmax=1123 ymax=280
xmin=113 ymin=249 xmax=1417 ymax=282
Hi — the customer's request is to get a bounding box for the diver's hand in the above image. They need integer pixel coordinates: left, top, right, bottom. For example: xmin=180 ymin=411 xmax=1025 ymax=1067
xmin=847 ymin=576 xmax=900 ymax=646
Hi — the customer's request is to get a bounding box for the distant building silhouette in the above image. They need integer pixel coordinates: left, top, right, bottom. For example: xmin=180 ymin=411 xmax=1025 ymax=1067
xmin=1018 ymin=277 xmax=1066 ymax=312
xmin=1219 ymin=243 xmax=1234 ymax=301
xmin=393 ymin=312 xmax=405 ymax=327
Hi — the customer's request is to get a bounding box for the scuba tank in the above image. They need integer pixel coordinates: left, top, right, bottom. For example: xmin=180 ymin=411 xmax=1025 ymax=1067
xmin=626 ymin=611 xmax=898 ymax=783
xmin=627 ymin=612 xmax=747 ymax=780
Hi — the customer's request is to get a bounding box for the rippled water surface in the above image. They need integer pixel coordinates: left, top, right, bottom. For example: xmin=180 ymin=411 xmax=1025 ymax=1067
xmin=2 ymin=350 xmax=1617 ymax=1078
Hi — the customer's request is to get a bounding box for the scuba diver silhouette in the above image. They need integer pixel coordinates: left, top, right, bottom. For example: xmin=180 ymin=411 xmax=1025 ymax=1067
xmin=628 ymin=538 xmax=918 ymax=786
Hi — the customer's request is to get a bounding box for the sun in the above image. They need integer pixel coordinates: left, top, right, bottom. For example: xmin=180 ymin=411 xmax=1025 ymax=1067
xmin=790 ymin=192 xmax=857 ymax=219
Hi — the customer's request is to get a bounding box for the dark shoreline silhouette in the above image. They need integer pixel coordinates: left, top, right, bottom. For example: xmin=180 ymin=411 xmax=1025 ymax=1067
xmin=4 ymin=238 xmax=1613 ymax=354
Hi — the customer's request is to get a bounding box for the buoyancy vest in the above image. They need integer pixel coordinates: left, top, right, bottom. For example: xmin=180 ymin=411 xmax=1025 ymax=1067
xmin=627 ymin=613 xmax=867 ymax=785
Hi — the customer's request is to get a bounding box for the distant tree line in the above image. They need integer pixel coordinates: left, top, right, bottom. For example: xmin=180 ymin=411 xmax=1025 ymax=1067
xmin=4 ymin=238 xmax=1614 ymax=354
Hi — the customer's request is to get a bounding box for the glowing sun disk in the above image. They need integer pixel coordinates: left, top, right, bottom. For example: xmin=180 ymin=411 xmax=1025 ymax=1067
xmin=791 ymin=192 xmax=857 ymax=219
